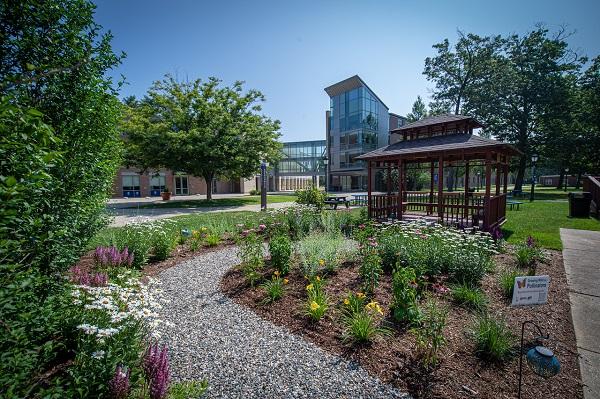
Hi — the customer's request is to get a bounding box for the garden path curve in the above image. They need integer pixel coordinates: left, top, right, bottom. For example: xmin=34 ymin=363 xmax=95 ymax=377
xmin=156 ymin=246 xmax=408 ymax=399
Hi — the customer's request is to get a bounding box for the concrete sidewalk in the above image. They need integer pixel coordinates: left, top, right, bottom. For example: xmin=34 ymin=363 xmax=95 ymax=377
xmin=108 ymin=202 xmax=295 ymax=227
xmin=560 ymin=228 xmax=600 ymax=399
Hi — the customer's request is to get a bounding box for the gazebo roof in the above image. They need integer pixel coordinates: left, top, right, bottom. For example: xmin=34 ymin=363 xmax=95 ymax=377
xmin=357 ymin=133 xmax=521 ymax=161
xmin=390 ymin=114 xmax=484 ymax=136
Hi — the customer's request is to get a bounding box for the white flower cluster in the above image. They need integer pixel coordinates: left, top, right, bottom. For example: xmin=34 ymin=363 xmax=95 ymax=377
xmin=71 ymin=273 xmax=171 ymax=342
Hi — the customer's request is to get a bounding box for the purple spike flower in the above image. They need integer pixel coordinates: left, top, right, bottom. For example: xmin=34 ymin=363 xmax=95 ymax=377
xmin=526 ymin=235 xmax=536 ymax=248
xmin=108 ymin=365 xmax=130 ymax=399
xmin=143 ymin=343 xmax=170 ymax=399
xmin=94 ymin=246 xmax=135 ymax=268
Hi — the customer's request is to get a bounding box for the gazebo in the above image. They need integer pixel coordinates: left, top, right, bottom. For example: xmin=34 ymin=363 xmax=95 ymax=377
xmin=356 ymin=114 xmax=522 ymax=231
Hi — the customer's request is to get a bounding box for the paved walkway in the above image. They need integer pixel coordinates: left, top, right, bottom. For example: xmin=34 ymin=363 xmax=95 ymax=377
xmin=560 ymin=228 xmax=600 ymax=399
xmin=156 ymin=247 xmax=407 ymax=399
xmin=108 ymin=202 xmax=294 ymax=227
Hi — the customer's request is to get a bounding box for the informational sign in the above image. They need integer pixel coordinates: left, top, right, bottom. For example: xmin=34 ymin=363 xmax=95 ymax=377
xmin=511 ymin=275 xmax=550 ymax=306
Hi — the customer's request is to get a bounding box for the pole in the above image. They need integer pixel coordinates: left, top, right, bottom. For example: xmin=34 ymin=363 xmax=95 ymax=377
xmin=260 ymin=161 xmax=267 ymax=211
xmin=518 ymin=320 xmax=550 ymax=399
xmin=530 ymin=162 xmax=536 ymax=202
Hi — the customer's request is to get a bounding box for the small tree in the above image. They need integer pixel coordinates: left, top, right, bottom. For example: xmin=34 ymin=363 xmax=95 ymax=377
xmin=406 ymin=96 xmax=429 ymax=122
xmin=124 ymin=76 xmax=282 ymax=200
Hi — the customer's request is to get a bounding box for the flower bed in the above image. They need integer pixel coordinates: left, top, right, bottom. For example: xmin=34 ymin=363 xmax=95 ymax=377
xmin=221 ymin=221 xmax=583 ymax=399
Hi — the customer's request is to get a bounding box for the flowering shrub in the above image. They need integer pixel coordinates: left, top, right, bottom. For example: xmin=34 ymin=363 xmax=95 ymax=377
xmin=152 ymin=230 xmax=178 ymax=261
xmin=261 ymin=271 xmax=287 ymax=303
xmin=94 ymin=246 xmax=133 ymax=268
xmin=412 ymin=296 xmax=448 ymax=367
xmin=295 ymin=185 xmax=326 ymax=210
xmin=358 ymin=237 xmax=383 ymax=294
xmin=269 ymin=234 xmax=292 ymax=275
xmin=238 ymin=230 xmax=265 ymax=286
xmin=391 ymin=267 xmax=421 ymax=325
xmin=304 ymin=276 xmax=328 ymax=321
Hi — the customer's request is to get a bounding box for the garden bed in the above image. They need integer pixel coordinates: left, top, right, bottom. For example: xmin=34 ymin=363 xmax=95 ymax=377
xmin=221 ymin=249 xmax=583 ymax=399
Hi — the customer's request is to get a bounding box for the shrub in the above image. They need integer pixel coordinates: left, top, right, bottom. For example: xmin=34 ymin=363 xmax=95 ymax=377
xmin=112 ymin=223 xmax=154 ymax=269
xmin=390 ymin=267 xmax=421 ymax=325
xmin=249 ymin=189 xmax=260 ymax=195
xmin=269 ymin=235 xmax=292 ymax=275
xmin=451 ymin=283 xmax=487 ymax=310
xmin=499 ymin=268 xmax=520 ymax=298
xmin=304 ymin=277 xmax=328 ymax=321
xmin=238 ymin=231 xmax=265 ymax=286
xmin=412 ymin=297 xmax=448 ymax=367
xmin=295 ymin=185 xmax=326 ymax=210
xmin=515 ymin=236 xmax=545 ymax=270
xmin=472 ymin=313 xmax=515 ymax=362
xmin=152 ymin=230 xmax=178 ymax=261
xmin=342 ymin=301 xmax=389 ymax=344
xmin=358 ymin=238 xmax=383 ymax=294
xmin=261 ymin=272 xmax=286 ymax=303
xmin=204 ymin=232 xmax=221 ymax=247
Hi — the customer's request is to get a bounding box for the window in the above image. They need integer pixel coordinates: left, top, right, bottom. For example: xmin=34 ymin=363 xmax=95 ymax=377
xmin=150 ymin=174 xmax=166 ymax=196
xmin=175 ymin=175 xmax=189 ymax=195
xmin=122 ymin=175 xmax=140 ymax=197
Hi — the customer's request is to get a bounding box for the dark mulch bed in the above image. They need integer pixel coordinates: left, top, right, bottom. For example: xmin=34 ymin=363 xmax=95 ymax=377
xmin=221 ymin=251 xmax=583 ymax=399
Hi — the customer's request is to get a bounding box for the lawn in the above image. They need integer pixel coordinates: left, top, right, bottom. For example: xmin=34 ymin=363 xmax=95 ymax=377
xmin=502 ymin=200 xmax=600 ymax=249
xmin=133 ymin=194 xmax=297 ymax=209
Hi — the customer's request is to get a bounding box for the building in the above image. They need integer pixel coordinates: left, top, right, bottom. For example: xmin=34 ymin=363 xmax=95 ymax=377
xmin=270 ymin=140 xmax=326 ymax=191
xmin=324 ymin=75 xmax=406 ymax=191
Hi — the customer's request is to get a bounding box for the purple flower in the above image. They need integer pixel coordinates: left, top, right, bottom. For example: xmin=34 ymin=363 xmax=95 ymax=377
xmin=94 ymin=246 xmax=135 ymax=268
xmin=490 ymin=226 xmax=503 ymax=241
xmin=108 ymin=365 xmax=130 ymax=399
xmin=144 ymin=344 xmax=170 ymax=399
xmin=526 ymin=235 xmax=536 ymax=248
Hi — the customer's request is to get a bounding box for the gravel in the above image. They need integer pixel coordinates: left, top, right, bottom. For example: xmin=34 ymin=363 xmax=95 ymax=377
xmin=156 ymin=246 xmax=408 ymax=399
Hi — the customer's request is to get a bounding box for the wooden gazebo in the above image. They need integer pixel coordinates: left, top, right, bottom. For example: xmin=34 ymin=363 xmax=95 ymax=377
xmin=357 ymin=114 xmax=522 ymax=231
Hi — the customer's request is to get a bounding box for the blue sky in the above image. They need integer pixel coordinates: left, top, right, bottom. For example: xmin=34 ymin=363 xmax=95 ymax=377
xmin=94 ymin=0 xmax=600 ymax=142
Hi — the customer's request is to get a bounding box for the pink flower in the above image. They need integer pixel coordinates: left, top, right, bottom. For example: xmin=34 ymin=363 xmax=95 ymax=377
xmin=108 ymin=365 xmax=130 ymax=399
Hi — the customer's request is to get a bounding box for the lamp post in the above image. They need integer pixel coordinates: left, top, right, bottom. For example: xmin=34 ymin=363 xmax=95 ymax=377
xmin=530 ymin=154 xmax=538 ymax=202
xmin=323 ymin=156 xmax=329 ymax=193
xmin=260 ymin=160 xmax=268 ymax=211
xmin=564 ymin=168 xmax=569 ymax=192
xmin=517 ymin=320 xmax=560 ymax=399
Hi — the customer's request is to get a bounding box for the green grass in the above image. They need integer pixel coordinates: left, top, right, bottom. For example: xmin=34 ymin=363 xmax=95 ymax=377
xmin=502 ymin=200 xmax=600 ymax=250
xmin=133 ymin=194 xmax=297 ymax=209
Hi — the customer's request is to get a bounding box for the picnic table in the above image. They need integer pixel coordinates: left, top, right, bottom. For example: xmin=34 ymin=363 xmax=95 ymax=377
xmin=324 ymin=195 xmax=350 ymax=209
xmin=508 ymin=200 xmax=523 ymax=211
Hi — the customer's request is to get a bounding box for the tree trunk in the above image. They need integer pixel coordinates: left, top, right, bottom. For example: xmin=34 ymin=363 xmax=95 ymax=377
xmin=514 ymin=155 xmax=526 ymax=191
xmin=556 ymin=172 xmax=564 ymax=190
xmin=204 ymin=172 xmax=214 ymax=201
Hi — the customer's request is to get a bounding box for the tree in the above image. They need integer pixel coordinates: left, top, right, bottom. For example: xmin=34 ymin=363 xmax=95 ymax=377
xmin=124 ymin=76 xmax=282 ymax=200
xmin=406 ymin=96 xmax=428 ymax=122
xmin=424 ymin=31 xmax=502 ymax=115
xmin=0 ymin=0 xmax=124 ymax=272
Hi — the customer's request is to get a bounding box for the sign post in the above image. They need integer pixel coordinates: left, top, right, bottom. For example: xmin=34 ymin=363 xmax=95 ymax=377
xmin=511 ymin=275 xmax=550 ymax=306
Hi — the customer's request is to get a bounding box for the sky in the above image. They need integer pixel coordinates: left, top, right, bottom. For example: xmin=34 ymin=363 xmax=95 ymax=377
xmin=94 ymin=0 xmax=600 ymax=142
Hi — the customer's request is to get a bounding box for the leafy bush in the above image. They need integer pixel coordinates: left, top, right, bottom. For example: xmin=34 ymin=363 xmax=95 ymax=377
xmin=297 ymin=232 xmax=356 ymax=277
xmin=412 ymin=297 xmax=448 ymax=367
xmin=472 ymin=313 xmax=515 ymax=362
xmin=515 ymin=236 xmax=545 ymax=270
xmin=269 ymin=234 xmax=292 ymax=275
xmin=204 ymin=233 xmax=221 ymax=247
xmin=238 ymin=231 xmax=265 ymax=286
xmin=304 ymin=277 xmax=328 ymax=321
xmin=110 ymin=223 xmax=154 ymax=269
xmin=451 ymin=283 xmax=487 ymax=310
xmin=358 ymin=238 xmax=383 ymax=294
xmin=342 ymin=301 xmax=389 ymax=344
xmin=152 ymin=230 xmax=178 ymax=261
xmin=261 ymin=272 xmax=286 ymax=303
xmin=390 ymin=267 xmax=421 ymax=325
xmin=295 ymin=185 xmax=326 ymax=210
xmin=499 ymin=268 xmax=520 ymax=298
xmin=249 ymin=189 xmax=260 ymax=195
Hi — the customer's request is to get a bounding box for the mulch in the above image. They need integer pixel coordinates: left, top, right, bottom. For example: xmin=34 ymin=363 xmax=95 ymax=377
xmin=220 ymin=250 xmax=584 ymax=399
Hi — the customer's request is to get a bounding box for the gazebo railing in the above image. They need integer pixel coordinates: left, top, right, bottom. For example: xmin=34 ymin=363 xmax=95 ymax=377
xmin=485 ymin=193 xmax=507 ymax=229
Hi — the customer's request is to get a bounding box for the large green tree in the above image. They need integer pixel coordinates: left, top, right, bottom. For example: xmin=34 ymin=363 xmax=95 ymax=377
xmin=124 ymin=76 xmax=282 ymax=200
xmin=0 ymin=0 xmax=124 ymax=271
xmin=406 ymin=96 xmax=428 ymax=122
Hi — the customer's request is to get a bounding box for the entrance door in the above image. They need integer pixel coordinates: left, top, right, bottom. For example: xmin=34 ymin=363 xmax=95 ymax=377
xmin=175 ymin=175 xmax=189 ymax=195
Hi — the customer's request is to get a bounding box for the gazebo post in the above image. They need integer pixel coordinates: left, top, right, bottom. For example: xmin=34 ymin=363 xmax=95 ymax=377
xmin=438 ymin=155 xmax=444 ymax=223
xmin=484 ymin=151 xmax=492 ymax=230
xmin=503 ymin=162 xmax=509 ymax=193
xmin=429 ymin=161 xmax=435 ymax=215
xmin=463 ymin=161 xmax=470 ymax=222
xmin=398 ymin=159 xmax=403 ymax=221
xmin=386 ymin=162 xmax=392 ymax=218
xmin=495 ymin=154 xmax=501 ymax=195
xmin=367 ymin=161 xmax=372 ymax=218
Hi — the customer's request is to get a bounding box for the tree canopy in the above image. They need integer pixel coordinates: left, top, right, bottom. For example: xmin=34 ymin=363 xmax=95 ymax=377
xmin=123 ymin=76 xmax=282 ymax=199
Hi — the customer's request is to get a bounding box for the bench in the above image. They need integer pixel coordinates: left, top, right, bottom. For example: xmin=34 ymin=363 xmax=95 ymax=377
xmin=324 ymin=196 xmax=350 ymax=209
xmin=508 ymin=201 xmax=523 ymax=211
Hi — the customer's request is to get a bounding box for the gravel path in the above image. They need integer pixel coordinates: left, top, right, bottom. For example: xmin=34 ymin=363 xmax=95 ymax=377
xmin=157 ymin=246 xmax=408 ymax=399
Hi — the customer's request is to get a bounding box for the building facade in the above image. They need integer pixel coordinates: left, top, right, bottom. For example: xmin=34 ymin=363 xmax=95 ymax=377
xmin=271 ymin=140 xmax=326 ymax=191
xmin=324 ymin=75 xmax=406 ymax=191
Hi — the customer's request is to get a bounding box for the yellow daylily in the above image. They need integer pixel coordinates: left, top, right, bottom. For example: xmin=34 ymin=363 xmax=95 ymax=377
xmin=343 ymin=298 xmax=350 ymax=305
xmin=274 ymin=270 xmax=281 ymax=277
xmin=283 ymin=278 xmax=289 ymax=285
xmin=366 ymin=301 xmax=383 ymax=315
xmin=306 ymin=284 xmax=314 ymax=291
xmin=356 ymin=292 xmax=365 ymax=299
xmin=318 ymin=259 xmax=325 ymax=266
xmin=310 ymin=301 xmax=320 ymax=311
xmin=316 ymin=276 xmax=321 ymax=282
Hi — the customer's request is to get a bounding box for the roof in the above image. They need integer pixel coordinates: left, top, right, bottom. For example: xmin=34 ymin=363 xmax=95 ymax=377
xmin=356 ymin=133 xmax=521 ymax=161
xmin=390 ymin=114 xmax=483 ymax=133
xmin=388 ymin=112 xmax=406 ymax=119
xmin=324 ymin=75 xmax=389 ymax=110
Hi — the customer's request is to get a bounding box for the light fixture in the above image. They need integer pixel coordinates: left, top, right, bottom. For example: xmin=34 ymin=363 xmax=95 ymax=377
xmin=517 ymin=321 xmax=560 ymax=398
xmin=531 ymin=154 xmax=538 ymax=163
